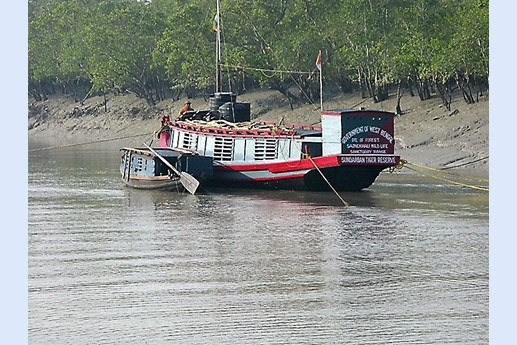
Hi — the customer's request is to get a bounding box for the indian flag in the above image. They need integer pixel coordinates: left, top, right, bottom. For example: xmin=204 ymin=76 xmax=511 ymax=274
xmin=212 ymin=14 xmax=219 ymax=31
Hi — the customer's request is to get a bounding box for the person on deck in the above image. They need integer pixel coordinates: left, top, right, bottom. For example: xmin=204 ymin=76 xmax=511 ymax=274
xmin=177 ymin=101 xmax=194 ymax=120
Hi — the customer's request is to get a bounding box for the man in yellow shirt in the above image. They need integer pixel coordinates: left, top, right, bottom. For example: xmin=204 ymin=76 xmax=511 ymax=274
xmin=177 ymin=101 xmax=194 ymax=120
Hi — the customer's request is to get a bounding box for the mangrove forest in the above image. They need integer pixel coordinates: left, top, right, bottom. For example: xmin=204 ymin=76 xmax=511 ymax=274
xmin=28 ymin=0 xmax=488 ymax=112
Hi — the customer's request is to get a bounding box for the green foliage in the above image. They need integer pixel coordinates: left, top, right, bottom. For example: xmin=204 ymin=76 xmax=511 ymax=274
xmin=153 ymin=2 xmax=214 ymax=92
xmin=84 ymin=0 xmax=168 ymax=103
xmin=28 ymin=0 xmax=489 ymax=106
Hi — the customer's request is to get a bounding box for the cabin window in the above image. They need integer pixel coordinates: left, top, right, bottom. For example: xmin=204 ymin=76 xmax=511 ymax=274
xmin=214 ymin=137 xmax=234 ymax=161
xmin=134 ymin=156 xmax=147 ymax=172
xmin=182 ymin=132 xmax=198 ymax=150
xmin=254 ymin=139 xmax=278 ymax=160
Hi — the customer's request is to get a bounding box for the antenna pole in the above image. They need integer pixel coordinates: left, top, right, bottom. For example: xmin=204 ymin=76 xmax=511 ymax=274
xmin=318 ymin=50 xmax=323 ymax=111
xmin=215 ymin=0 xmax=222 ymax=93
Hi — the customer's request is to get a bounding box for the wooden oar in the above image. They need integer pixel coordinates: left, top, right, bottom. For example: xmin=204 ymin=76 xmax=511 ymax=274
xmin=143 ymin=143 xmax=200 ymax=195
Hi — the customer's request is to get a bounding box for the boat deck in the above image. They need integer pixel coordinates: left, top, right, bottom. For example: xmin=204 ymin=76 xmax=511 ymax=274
xmin=167 ymin=119 xmax=322 ymax=138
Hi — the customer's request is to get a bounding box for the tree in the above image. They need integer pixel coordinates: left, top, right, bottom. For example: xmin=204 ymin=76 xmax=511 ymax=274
xmin=447 ymin=0 xmax=489 ymax=104
xmin=85 ymin=0 xmax=167 ymax=105
xmin=153 ymin=1 xmax=217 ymax=98
xmin=220 ymin=0 xmax=333 ymax=107
xmin=28 ymin=0 xmax=488 ymax=109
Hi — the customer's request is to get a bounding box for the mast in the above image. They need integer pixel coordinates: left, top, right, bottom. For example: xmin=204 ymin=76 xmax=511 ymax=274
xmin=215 ymin=0 xmax=222 ymax=93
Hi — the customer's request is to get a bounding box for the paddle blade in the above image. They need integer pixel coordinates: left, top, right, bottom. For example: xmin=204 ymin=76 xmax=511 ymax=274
xmin=180 ymin=172 xmax=200 ymax=195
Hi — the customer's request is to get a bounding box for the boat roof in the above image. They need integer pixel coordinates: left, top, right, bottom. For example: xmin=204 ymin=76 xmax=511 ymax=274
xmin=295 ymin=127 xmax=322 ymax=137
xmin=322 ymin=108 xmax=395 ymax=116
xmin=120 ymin=147 xmax=185 ymax=157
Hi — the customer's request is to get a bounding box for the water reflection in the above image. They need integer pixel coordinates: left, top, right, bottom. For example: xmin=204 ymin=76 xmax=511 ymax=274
xmin=29 ymin=139 xmax=488 ymax=344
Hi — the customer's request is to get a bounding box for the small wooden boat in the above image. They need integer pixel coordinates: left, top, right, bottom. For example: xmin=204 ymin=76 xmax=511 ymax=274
xmin=119 ymin=146 xmax=213 ymax=193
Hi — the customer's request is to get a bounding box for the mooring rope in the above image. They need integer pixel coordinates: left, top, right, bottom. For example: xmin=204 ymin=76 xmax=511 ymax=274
xmin=28 ymin=132 xmax=154 ymax=152
xmin=404 ymin=160 xmax=489 ymax=183
xmin=307 ymin=155 xmax=349 ymax=207
xmin=441 ymin=156 xmax=489 ymax=170
xmin=397 ymin=159 xmax=489 ymax=192
xmin=220 ymin=63 xmax=313 ymax=75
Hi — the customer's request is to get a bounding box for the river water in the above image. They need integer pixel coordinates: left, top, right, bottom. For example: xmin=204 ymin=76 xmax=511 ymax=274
xmin=28 ymin=138 xmax=488 ymax=344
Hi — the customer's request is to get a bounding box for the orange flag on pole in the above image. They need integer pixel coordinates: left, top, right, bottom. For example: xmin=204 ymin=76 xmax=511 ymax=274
xmin=315 ymin=51 xmax=322 ymax=71
xmin=316 ymin=51 xmax=323 ymax=111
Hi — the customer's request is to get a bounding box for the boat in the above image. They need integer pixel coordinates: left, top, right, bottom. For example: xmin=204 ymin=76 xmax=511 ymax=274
xmin=119 ymin=146 xmax=212 ymax=193
xmin=121 ymin=0 xmax=400 ymax=194
xmin=157 ymin=108 xmax=399 ymax=192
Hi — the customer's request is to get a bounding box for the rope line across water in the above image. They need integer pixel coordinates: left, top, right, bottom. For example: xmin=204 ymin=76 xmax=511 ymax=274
xmin=396 ymin=159 xmax=489 ymax=192
xmin=28 ymin=132 xmax=154 ymax=152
